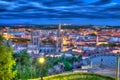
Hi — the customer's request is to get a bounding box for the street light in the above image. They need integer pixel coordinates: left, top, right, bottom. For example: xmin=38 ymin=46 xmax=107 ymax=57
xmin=39 ymin=57 xmax=45 ymax=64
xmin=38 ymin=57 xmax=45 ymax=80
xmin=116 ymin=52 xmax=119 ymax=80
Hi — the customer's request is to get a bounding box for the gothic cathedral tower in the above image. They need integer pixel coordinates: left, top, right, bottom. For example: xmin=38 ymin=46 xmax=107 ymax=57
xmin=31 ymin=30 xmax=40 ymax=54
xmin=56 ymin=24 xmax=63 ymax=53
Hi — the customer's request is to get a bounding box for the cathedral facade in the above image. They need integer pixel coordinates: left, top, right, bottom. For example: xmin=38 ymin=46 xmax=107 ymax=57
xmin=27 ymin=24 xmax=63 ymax=55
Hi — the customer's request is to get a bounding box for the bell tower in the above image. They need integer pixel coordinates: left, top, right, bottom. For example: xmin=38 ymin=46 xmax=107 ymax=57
xmin=31 ymin=30 xmax=40 ymax=54
xmin=56 ymin=24 xmax=63 ymax=53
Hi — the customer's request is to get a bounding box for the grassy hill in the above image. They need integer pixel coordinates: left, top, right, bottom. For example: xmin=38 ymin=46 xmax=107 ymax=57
xmin=30 ymin=72 xmax=115 ymax=80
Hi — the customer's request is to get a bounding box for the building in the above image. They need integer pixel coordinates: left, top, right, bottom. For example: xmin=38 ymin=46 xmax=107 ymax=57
xmin=56 ymin=24 xmax=63 ymax=53
xmin=27 ymin=24 xmax=63 ymax=55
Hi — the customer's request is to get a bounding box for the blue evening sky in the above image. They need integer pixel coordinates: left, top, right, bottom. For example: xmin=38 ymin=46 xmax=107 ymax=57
xmin=0 ymin=0 xmax=120 ymax=25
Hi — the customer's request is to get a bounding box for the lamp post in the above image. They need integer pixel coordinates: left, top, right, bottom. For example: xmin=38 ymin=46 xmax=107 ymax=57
xmin=116 ymin=52 xmax=119 ymax=80
xmin=38 ymin=57 xmax=45 ymax=80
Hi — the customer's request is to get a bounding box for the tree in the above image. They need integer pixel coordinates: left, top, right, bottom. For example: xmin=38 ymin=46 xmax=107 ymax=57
xmin=0 ymin=35 xmax=16 ymax=80
xmin=13 ymin=51 xmax=31 ymax=79
xmin=88 ymin=33 xmax=97 ymax=36
xmin=12 ymin=38 xmax=30 ymax=44
xmin=63 ymin=61 xmax=72 ymax=71
xmin=100 ymin=43 xmax=116 ymax=47
xmin=0 ymin=35 xmax=5 ymax=46
xmin=14 ymin=51 xmax=30 ymax=66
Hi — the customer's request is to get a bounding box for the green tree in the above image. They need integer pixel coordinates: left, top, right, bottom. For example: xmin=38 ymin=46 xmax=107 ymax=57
xmin=0 ymin=35 xmax=5 ymax=46
xmin=13 ymin=51 xmax=31 ymax=79
xmin=0 ymin=35 xmax=16 ymax=80
xmin=88 ymin=33 xmax=97 ymax=36
xmin=14 ymin=51 xmax=30 ymax=66
xmin=63 ymin=61 xmax=72 ymax=71
xmin=100 ymin=43 xmax=116 ymax=47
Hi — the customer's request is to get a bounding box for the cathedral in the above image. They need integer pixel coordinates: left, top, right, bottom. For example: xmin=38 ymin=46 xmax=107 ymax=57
xmin=27 ymin=24 xmax=63 ymax=55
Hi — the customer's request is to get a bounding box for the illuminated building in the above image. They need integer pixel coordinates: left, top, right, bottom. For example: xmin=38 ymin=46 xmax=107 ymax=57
xmin=94 ymin=32 xmax=99 ymax=46
xmin=56 ymin=24 xmax=63 ymax=53
xmin=2 ymin=33 xmax=14 ymax=40
xmin=27 ymin=24 xmax=63 ymax=55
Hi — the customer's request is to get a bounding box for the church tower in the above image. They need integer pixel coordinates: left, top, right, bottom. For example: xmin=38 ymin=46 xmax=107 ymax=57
xmin=31 ymin=30 xmax=40 ymax=54
xmin=96 ymin=35 xmax=99 ymax=46
xmin=96 ymin=32 xmax=99 ymax=46
xmin=56 ymin=24 xmax=63 ymax=53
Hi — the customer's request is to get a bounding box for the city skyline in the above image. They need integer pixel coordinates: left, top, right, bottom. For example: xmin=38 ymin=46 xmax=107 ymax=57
xmin=0 ymin=23 xmax=120 ymax=79
xmin=0 ymin=0 xmax=120 ymax=25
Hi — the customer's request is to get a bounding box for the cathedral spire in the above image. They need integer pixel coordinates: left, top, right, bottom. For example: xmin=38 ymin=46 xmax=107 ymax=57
xmin=56 ymin=24 xmax=62 ymax=53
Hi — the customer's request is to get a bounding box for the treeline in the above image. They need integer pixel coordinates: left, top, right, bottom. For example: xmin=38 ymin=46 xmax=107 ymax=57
xmin=33 ymin=25 xmax=93 ymax=30
xmin=0 ymin=24 xmax=120 ymax=30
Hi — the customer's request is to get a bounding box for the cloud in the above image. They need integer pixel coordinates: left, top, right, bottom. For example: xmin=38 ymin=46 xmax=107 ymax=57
xmin=90 ymin=0 xmax=112 ymax=5
xmin=0 ymin=0 xmax=120 ymax=21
